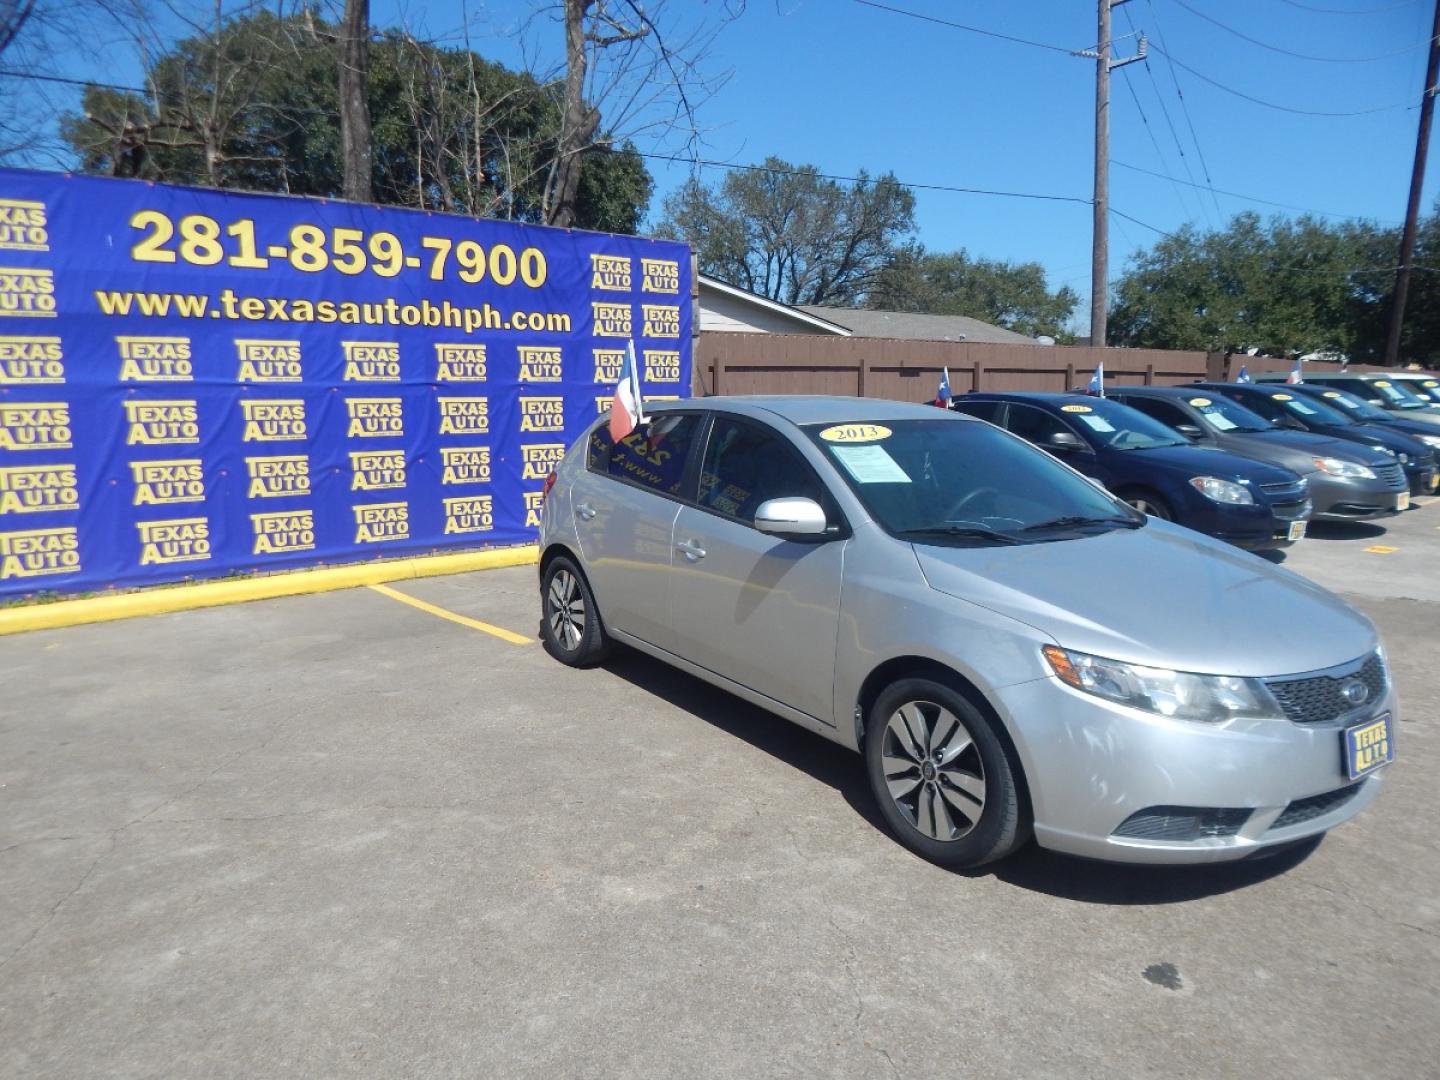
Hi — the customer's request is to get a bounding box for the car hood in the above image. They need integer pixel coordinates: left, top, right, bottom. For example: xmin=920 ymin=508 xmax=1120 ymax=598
xmin=1231 ymin=429 xmax=1391 ymax=469
xmin=1120 ymin=444 xmax=1297 ymax=484
xmin=912 ymin=520 xmax=1374 ymax=678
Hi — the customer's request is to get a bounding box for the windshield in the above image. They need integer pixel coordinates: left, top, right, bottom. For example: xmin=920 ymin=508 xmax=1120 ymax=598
xmin=1058 ymin=398 xmax=1189 ymax=450
xmin=1269 ymin=390 xmax=1355 ymax=426
xmin=1370 ymin=379 xmax=1433 ymax=409
xmin=1184 ymin=394 xmax=1270 ymax=432
xmin=1404 ymin=378 xmax=1440 ymax=404
xmin=805 ymin=419 xmax=1140 ymax=544
xmin=1310 ymin=387 xmax=1390 ymax=421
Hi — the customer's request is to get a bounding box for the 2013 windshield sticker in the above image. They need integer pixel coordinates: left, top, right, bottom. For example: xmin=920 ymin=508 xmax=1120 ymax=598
xmin=1060 ymin=404 xmax=1091 ymax=413
xmin=818 ymin=423 xmax=891 ymax=443
xmin=1188 ymin=397 xmax=1211 ymax=406
xmin=1272 ymin=393 xmax=1293 ymax=401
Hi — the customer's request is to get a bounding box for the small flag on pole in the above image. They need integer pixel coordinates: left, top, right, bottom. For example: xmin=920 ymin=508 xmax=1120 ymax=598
xmin=609 ymin=340 xmax=647 ymax=442
xmin=933 ymin=367 xmax=953 ymax=408
xmin=1087 ymin=360 xmax=1105 ymax=397
xmin=1286 ymin=358 xmax=1303 ymax=385
xmin=1236 ymin=364 xmax=1252 ymax=384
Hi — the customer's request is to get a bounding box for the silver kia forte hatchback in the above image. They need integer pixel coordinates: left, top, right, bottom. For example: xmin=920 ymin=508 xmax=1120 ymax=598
xmin=537 ymin=397 xmax=1396 ymax=867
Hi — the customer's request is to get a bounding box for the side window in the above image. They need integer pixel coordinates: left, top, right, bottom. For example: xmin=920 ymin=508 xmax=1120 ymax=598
xmin=1239 ymin=393 xmax=1285 ymax=422
xmin=1121 ymin=397 xmax=1189 ymax=429
xmin=955 ymin=399 xmax=1002 ymax=422
xmin=1003 ymin=403 xmax=1075 ymax=444
xmin=586 ymin=414 xmax=701 ymax=498
xmin=698 ymin=417 xmax=823 ymax=524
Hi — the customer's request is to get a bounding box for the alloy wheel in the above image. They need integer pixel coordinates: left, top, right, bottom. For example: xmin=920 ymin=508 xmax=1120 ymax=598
xmin=881 ymin=700 xmax=987 ymax=842
xmin=547 ymin=568 xmax=586 ymax=652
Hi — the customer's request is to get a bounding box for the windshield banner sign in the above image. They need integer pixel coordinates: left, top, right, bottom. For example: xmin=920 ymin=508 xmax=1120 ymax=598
xmin=0 ymin=168 xmax=691 ymax=596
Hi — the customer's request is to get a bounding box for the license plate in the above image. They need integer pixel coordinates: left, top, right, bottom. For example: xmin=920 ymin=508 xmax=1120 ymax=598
xmin=1344 ymin=714 xmax=1394 ymax=781
xmin=1429 ymin=472 xmax=1438 ymax=492
xmin=1397 ymin=491 xmax=1411 ymax=511
xmin=1287 ymin=520 xmax=1306 ymax=541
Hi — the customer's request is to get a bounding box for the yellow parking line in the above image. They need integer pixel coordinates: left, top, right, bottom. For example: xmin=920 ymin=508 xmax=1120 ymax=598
xmin=1364 ymin=545 xmax=1399 ymax=554
xmin=367 ymin=583 xmax=533 ymax=645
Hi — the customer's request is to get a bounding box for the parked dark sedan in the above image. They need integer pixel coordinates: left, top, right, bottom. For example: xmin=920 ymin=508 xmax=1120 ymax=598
xmin=952 ymin=393 xmax=1311 ymax=550
xmin=1254 ymin=372 xmax=1440 ymax=429
xmin=1109 ymin=386 xmax=1417 ymax=519
xmin=1282 ymin=384 xmax=1440 ymax=495
xmin=1192 ymin=382 xmax=1430 ymax=502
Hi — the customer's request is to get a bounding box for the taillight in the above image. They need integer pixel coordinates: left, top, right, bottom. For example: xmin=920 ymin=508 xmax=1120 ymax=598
xmin=542 ymin=471 xmax=557 ymax=497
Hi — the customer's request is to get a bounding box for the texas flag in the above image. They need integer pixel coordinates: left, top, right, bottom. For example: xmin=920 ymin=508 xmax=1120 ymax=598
xmin=932 ymin=366 xmax=953 ymax=408
xmin=1236 ymin=364 xmax=1252 ymax=384
xmin=609 ymin=339 xmax=647 ymax=442
xmin=1087 ymin=360 xmax=1105 ymax=397
xmin=1286 ymin=358 xmax=1303 ymax=385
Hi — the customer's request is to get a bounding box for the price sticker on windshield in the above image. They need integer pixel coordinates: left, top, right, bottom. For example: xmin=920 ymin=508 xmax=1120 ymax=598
xmin=1323 ymin=391 xmax=1342 ymax=398
xmin=1425 ymin=380 xmax=1439 ymax=388
xmin=1272 ymin=393 xmax=1294 ymax=401
xmin=1061 ymin=404 xmax=1092 ymax=413
xmin=818 ymin=423 xmax=891 ymax=444
xmin=1374 ymin=380 xmax=1392 ymax=388
xmin=1188 ymin=397 xmax=1212 ymax=406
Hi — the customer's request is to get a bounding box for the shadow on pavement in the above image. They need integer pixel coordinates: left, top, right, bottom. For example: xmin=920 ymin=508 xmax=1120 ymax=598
xmin=1306 ymin=520 xmax=1389 ymax=542
xmin=602 ymin=647 xmax=1318 ymax=905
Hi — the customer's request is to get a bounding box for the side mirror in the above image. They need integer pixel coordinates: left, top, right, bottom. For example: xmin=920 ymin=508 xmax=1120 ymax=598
xmin=1046 ymin=431 xmax=1086 ymax=452
xmin=1175 ymin=423 xmax=1204 ymax=440
xmin=754 ymin=497 xmax=829 ymax=539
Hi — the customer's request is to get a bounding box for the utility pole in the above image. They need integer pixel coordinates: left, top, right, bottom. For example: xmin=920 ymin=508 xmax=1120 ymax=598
xmin=1385 ymin=0 xmax=1440 ymax=367
xmin=1078 ymin=1 xmax=1145 ymax=347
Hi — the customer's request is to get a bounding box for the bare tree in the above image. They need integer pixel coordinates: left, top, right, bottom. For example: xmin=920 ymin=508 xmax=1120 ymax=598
xmin=337 ymin=0 xmax=371 ymax=201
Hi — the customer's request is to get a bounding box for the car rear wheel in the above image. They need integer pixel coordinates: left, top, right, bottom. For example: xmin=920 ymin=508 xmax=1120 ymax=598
xmin=864 ymin=677 xmax=1028 ymax=868
xmin=1122 ymin=489 xmax=1172 ymax=520
xmin=540 ymin=555 xmax=611 ymax=667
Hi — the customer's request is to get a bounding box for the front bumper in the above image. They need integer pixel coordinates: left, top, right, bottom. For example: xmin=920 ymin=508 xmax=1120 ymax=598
xmin=1309 ymin=473 xmax=1410 ymax=521
xmin=994 ymin=675 xmax=1395 ymax=864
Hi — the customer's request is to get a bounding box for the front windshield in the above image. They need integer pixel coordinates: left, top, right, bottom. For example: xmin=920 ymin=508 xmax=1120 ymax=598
xmin=1369 ymin=379 xmax=1431 ymax=409
xmin=805 ymin=418 xmax=1141 ymax=544
xmin=1404 ymin=378 xmax=1440 ymax=404
xmin=1060 ymin=398 xmax=1189 ymax=450
xmin=1185 ymin=393 xmax=1270 ymax=432
xmin=1270 ymin=390 xmax=1355 ymax=425
xmin=1310 ymin=387 xmax=1390 ymax=421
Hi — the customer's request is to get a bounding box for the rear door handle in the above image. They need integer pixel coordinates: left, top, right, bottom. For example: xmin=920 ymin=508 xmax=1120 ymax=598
xmin=676 ymin=538 xmax=707 ymax=561
xmin=575 ymin=503 xmax=597 ymax=521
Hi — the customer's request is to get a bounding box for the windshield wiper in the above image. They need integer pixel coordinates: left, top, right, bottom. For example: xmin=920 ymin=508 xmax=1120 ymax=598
xmin=896 ymin=525 xmax=1023 ymax=545
xmin=1018 ymin=514 xmax=1141 ymax=533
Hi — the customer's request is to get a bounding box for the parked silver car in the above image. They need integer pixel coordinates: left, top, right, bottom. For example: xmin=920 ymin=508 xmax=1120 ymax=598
xmin=538 ymin=397 xmax=1395 ymax=867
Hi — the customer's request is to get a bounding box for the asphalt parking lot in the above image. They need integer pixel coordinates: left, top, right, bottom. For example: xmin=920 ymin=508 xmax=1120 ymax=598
xmin=4 ymin=500 xmax=1438 ymax=1079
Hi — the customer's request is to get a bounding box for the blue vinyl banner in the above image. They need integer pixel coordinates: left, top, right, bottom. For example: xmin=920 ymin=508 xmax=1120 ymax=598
xmin=0 ymin=168 xmax=691 ymax=597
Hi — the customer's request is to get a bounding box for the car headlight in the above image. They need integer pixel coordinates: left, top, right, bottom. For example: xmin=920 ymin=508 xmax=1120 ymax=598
xmin=1042 ymin=645 xmax=1283 ymax=723
xmin=1418 ymin=434 xmax=1440 ymax=449
xmin=1188 ymin=476 xmax=1254 ymax=504
xmin=1312 ymin=456 xmax=1376 ymax=479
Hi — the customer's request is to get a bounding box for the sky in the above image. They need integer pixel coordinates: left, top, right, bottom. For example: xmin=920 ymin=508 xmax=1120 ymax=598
xmin=12 ymin=0 xmax=1440 ymax=336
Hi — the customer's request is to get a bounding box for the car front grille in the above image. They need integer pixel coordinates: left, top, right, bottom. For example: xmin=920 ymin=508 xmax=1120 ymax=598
xmin=1270 ymin=785 xmax=1362 ymax=830
xmin=1113 ymin=806 xmax=1252 ymax=842
xmin=1260 ymin=479 xmax=1308 ymax=498
xmin=1374 ymin=462 xmax=1405 ymax=488
xmin=1265 ymin=653 xmax=1388 ymax=725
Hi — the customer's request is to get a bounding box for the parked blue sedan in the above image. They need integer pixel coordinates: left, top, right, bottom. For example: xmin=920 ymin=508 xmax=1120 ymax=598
xmin=952 ymin=392 xmax=1311 ymax=550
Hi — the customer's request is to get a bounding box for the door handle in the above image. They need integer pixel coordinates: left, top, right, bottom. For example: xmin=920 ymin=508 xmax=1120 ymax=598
xmin=676 ymin=538 xmax=707 ymax=561
xmin=575 ymin=503 xmax=597 ymax=521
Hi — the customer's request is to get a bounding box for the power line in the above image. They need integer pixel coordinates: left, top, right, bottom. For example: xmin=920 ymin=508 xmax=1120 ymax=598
xmin=849 ymin=0 xmax=1074 ymax=54
xmin=1111 ymin=158 xmax=1403 ymax=222
xmin=1143 ymin=1 xmax=1224 ymax=218
xmin=0 ymin=69 xmax=148 ymax=95
xmin=1116 ymin=67 xmax=1203 ymax=224
xmin=636 ymin=151 xmax=1094 ymax=204
xmin=1147 ymin=42 xmax=1414 ymax=115
xmin=1172 ymin=0 xmax=1428 ymax=62
xmin=1277 ymin=0 xmax=1421 ymax=13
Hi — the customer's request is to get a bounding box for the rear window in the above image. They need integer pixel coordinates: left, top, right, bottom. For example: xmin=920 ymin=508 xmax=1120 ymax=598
xmin=587 ymin=413 xmax=701 ymax=498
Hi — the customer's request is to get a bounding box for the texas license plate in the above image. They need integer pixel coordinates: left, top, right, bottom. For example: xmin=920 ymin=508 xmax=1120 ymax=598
xmin=1344 ymin=714 xmax=1394 ymax=781
xmin=1397 ymin=491 xmax=1411 ymax=511
xmin=1287 ymin=520 xmax=1306 ymax=541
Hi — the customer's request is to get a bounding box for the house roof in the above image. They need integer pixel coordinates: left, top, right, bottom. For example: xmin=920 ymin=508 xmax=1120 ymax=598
xmin=698 ymin=276 xmax=851 ymax=335
xmin=795 ymin=306 xmax=1040 ymax=345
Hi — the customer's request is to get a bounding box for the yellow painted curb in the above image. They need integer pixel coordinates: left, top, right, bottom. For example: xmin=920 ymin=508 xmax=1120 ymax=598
xmin=0 ymin=545 xmax=539 ymax=637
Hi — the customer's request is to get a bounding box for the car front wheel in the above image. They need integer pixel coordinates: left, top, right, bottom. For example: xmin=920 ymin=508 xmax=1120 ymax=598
xmin=864 ymin=677 xmax=1028 ymax=868
xmin=540 ymin=555 xmax=610 ymax=667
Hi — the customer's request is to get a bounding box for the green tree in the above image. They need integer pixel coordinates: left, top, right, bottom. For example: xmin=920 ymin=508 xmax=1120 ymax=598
xmin=60 ymin=11 xmax=652 ymax=233
xmin=656 ymin=157 xmax=916 ymax=306
xmin=869 ymin=245 xmax=1080 ymax=340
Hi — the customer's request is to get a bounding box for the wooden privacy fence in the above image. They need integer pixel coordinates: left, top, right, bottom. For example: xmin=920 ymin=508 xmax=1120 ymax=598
xmin=691 ymin=333 xmax=1435 ymax=400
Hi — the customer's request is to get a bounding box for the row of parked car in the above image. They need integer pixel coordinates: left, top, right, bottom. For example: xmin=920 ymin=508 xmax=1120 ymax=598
xmin=947 ymin=371 xmax=1440 ymax=551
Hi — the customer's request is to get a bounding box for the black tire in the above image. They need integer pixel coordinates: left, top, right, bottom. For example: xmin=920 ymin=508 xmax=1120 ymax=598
xmin=540 ymin=556 xmax=611 ymax=667
xmin=864 ymin=677 xmax=1029 ymax=869
xmin=1121 ymin=488 xmax=1173 ymax=521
